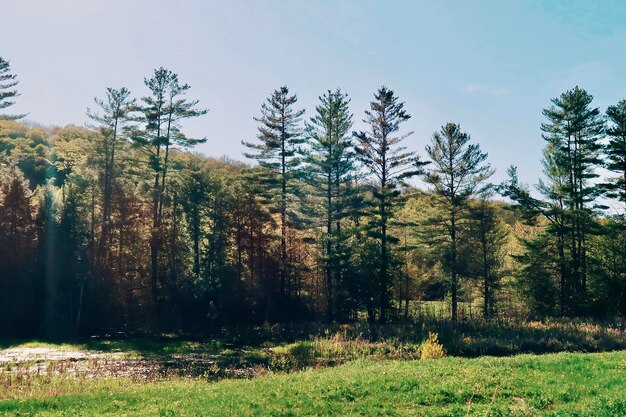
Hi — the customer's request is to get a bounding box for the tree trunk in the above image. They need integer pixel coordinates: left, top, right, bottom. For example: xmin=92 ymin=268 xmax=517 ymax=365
xmin=450 ymin=211 xmax=458 ymax=322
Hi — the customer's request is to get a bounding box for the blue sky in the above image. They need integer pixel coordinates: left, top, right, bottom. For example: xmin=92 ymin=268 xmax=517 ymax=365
xmin=3 ymin=0 xmax=626 ymax=185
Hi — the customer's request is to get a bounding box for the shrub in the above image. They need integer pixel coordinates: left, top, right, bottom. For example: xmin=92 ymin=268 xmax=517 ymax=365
xmin=269 ymin=341 xmax=316 ymax=371
xmin=420 ymin=332 xmax=446 ymax=359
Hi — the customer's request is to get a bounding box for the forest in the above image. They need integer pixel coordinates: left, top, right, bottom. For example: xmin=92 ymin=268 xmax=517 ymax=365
xmin=1 ymin=55 xmax=625 ymax=338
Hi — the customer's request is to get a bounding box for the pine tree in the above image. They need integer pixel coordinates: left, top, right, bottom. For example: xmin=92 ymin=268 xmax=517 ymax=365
xmin=541 ymin=87 xmax=604 ymax=310
xmin=242 ymin=86 xmax=305 ymax=315
xmin=425 ymin=122 xmax=492 ymax=321
xmin=0 ymin=57 xmax=26 ymax=120
xmin=303 ymin=89 xmax=355 ymax=322
xmin=231 ymin=170 xmax=277 ymax=322
xmin=468 ymin=192 xmax=508 ymax=319
xmin=605 ymin=100 xmax=626 ymax=212
xmin=603 ymin=100 xmax=626 ymax=316
xmin=87 ymin=87 xmax=137 ymax=265
xmin=353 ymin=86 xmax=426 ymax=322
xmin=0 ymin=169 xmax=37 ymax=335
xmin=502 ymin=146 xmax=573 ymax=316
xmin=135 ymin=67 xmax=208 ymax=308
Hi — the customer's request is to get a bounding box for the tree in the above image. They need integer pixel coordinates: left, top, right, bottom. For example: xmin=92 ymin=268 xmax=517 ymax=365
xmin=50 ymin=176 xmax=92 ymax=336
xmin=87 ymin=87 xmax=137 ymax=265
xmin=502 ymin=148 xmax=573 ymax=316
xmin=601 ymin=100 xmax=626 ymax=316
xmin=0 ymin=57 xmax=26 ymax=120
xmin=540 ymin=87 xmax=604 ymax=312
xmin=501 ymin=86 xmax=606 ymax=318
xmin=242 ymin=86 xmax=305 ymax=315
xmin=468 ymin=193 xmax=509 ymax=319
xmin=135 ymin=68 xmax=207 ymax=307
xmin=0 ymin=169 xmax=38 ymax=335
xmin=515 ymin=231 xmax=560 ymax=318
xmin=232 ymin=169 xmax=279 ymax=323
xmin=304 ymin=88 xmax=355 ymax=322
xmin=353 ymin=86 xmax=426 ymax=322
xmin=605 ymin=100 xmax=626 ymax=213
xmin=424 ymin=122 xmax=492 ymax=321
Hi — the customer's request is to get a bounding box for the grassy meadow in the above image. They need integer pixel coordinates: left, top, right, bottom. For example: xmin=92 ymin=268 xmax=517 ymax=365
xmin=1 ymin=318 xmax=626 ymax=416
xmin=1 ymin=351 xmax=625 ymax=416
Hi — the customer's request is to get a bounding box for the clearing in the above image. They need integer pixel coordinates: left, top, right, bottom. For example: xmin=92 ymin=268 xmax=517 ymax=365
xmin=1 ymin=349 xmax=625 ymax=416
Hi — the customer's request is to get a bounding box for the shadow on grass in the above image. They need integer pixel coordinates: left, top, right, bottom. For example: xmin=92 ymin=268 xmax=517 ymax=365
xmin=1 ymin=318 xmax=625 ymax=387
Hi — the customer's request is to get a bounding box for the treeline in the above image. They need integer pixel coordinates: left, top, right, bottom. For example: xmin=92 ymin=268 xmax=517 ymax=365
xmin=0 ymin=57 xmax=624 ymax=337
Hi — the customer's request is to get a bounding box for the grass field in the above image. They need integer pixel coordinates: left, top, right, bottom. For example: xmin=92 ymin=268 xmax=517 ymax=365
xmin=1 ymin=350 xmax=625 ymax=416
xmin=2 ymin=319 xmax=625 ymax=416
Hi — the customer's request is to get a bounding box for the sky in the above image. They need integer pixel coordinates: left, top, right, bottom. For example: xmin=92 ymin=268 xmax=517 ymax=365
xmin=2 ymin=0 xmax=626 ymax=186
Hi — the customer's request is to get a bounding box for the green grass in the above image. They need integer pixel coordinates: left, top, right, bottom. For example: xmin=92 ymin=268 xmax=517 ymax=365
xmin=2 ymin=351 xmax=625 ymax=416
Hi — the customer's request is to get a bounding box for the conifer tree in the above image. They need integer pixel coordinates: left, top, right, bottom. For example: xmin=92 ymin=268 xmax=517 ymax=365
xmin=501 ymin=87 xmax=604 ymax=316
xmin=304 ymin=88 xmax=355 ymax=322
xmin=603 ymin=100 xmax=626 ymax=316
xmin=425 ymin=122 xmax=492 ymax=321
xmin=468 ymin=192 xmax=508 ymax=319
xmin=541 ymin=87 xmax=604 ymax=308
xmin=502 ymin=151 xmax=571 ymax=316
xmin=0 ymin=57 xmax=26 ymax=120
xmin=242 ymin=86 xmax=305 ymax=313
xmin=87 ymin=87 xmax=137 ymax=265
xmin=605 ymin=100 xmax=626 ymax=212
xmin=134 ymin=67 xmax=207 ymax=307
xmin=353 ymin=86 xmax=426 ymax=322
xmin=0 ymin=169 xmax=37 ymax=335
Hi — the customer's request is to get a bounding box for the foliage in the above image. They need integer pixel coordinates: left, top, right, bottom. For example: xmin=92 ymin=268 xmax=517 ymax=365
xmin=352 ymin=86 xmax=427 ymax=322
xmin=242 ymin=86 xmax=307 ymax=320
xmin=0 ymin=57 xmax=625 ymax=338
xmin=0 ymin=57 xmax=26 ymax=120
xmin=424 ymin=122 xmax=493 ymax=321
xmin=303 ymin=89 xmax=358 ymax=322
xmin=420 ymin=331 xmax=446 ymax=359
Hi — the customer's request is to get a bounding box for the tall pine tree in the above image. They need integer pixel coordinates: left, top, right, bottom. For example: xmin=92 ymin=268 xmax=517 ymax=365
xmin=605 ymin=100 xmax=626 ymax=212
xmin=304 ymin=88 xmax=355 ymax=322
xmin=424 ymin=122 xmax=492 ymax=321
xmin=242 ymin=86 xmax=305 ymax=317
xmin=135 ymin=68 xmax=207 ymax=308
xmin=353 ymin=86 xmax=426 ymax=322
xmin=87 ymin=87 xmax=137 ymax=266
xmin=541 ymin=87 xmax=604 ymax=310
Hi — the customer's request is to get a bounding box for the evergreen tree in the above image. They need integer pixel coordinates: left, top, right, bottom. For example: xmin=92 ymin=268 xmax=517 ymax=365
xmin=468 ymin=193 xmax=509 ymax=319
xmin=134 ymin=68 xmax=207 ymax=307
xmin=515 ymin=231 xmax=560 ymax=317
xmin=602 ymin=100 xmax=626 ymax=316
xmin=50 ymin=177 xmax=91 ymax=336
xmin=87 ymin=87 xmax=137 ymax=266
xmin=0 ymin=169 xmax=37 ymax=335
xmin=242 ymin=86 xmax=305 ymax=316
xmin=231 ymin=170 xmax=278 ymax=323
xmin=501 ymin=148 xmax=572 ymax=316
xmin=304 ymin=88 xmax=355 ymax=322
xmin=0 ymin=57 xmax=26 ymax=120
xmin=605 ymin=100 xmax=626 ymax=212
xmin=540 ymin=87 xmax=604 ymax=311
xmin=424 ymin=122 xmax=492 ymax=321
xmin=353 ymin=86 xmax=426 ymax=322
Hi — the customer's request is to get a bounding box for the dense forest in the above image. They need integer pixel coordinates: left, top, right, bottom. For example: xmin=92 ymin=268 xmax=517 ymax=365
xmin=1 ymin=56 xmax=625 ymax=338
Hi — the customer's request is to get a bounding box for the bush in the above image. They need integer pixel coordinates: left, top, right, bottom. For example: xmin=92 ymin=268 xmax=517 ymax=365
xmin=420 ymin=332 xmax=445 ymax=359
xmin=269 ymin=341 xmax=316 ymax=371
